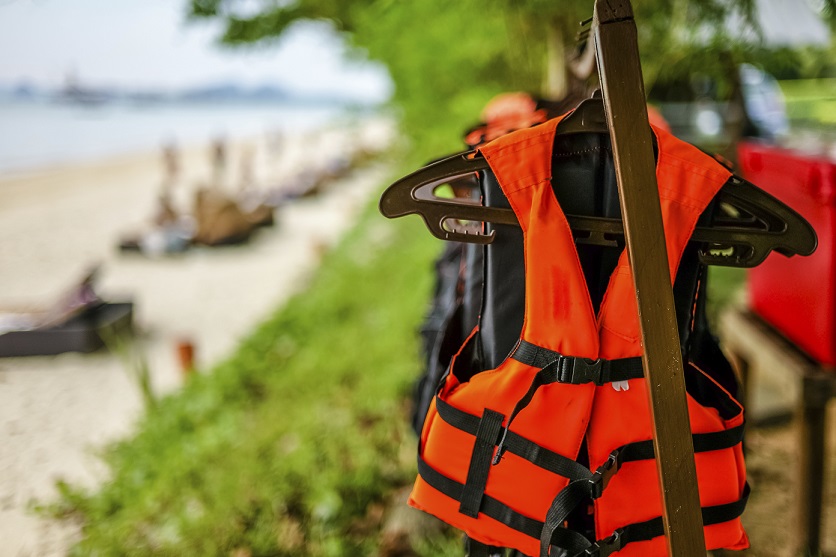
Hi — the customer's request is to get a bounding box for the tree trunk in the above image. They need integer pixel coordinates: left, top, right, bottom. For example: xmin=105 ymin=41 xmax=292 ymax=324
xmin=721 ymin=50 xmax=749 ymax=168
xmin=544 ymin=20 xmax=567 ymax=99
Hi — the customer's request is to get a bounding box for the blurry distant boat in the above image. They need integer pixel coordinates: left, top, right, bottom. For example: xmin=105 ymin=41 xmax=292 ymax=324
xmin=177 ymin=82 xmax=290 ymax=104
xmin=57 ymin=70 xmax=112 ymax=106
xmin=59 ymin=88 xmax=110 ymax=106
xmin=5 ymin=74 xmax=356 ymax=107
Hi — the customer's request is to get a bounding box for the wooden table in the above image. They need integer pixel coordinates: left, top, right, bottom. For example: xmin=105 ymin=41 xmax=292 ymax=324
xmin=720 ymin=308 xmax=836 ymax=556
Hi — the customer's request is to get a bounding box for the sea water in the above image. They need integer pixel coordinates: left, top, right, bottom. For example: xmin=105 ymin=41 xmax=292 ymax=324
xmin=0 ymin=99 xmax=345 ymax=175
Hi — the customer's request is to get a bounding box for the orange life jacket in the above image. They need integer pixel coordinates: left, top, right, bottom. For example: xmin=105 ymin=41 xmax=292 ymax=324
xmin=409 ymin=114 xmax=749 ymax=557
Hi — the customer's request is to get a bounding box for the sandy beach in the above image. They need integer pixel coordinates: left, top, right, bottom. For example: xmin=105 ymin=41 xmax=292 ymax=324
xmin=0 ymin=116 xmax=394 ymax=557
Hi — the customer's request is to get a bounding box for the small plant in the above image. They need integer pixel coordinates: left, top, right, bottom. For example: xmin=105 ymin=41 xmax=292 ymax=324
xmin=100 ymin=325 xmax=157 ymax=411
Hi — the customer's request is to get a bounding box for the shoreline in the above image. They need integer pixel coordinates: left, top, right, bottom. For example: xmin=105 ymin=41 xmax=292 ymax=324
xmin=0 ymin=116 xmax=394 ymax=556
xmin=0 ymin=99 xmax=348 ymax=180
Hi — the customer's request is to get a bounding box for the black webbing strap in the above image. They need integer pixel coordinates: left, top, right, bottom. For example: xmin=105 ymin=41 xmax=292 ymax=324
xmin=494 ymin=340 xmax=742 ymax=465
xmin=435 ymin=397 xmax=744 ymax=480
xmin=618 ymin=423 xmax=746 ymax=463
xmin=460 ymin=409 xmax=505 ymax=517
xmin=546 ymin=527 xmax=592 ymax=556
xmin=436 ymin=397 xmax=590 ymax=481
xmin=432 ymin=397 xmax=746 ymax=556
xmin=511 ymin=340 xmax=644 ymax=385
xmin=587 ymin=482 xmax=752 ymax=557
xmin=539 ymin=452 xmax=623 ymax=557
xmin=539 ymin=478 xmax=599 ymax=557
xmin=417 ymin=455 xmax=750 ymax=557
xmin=464 ymin=536 xmax=506 ymax=557
xmin=418 ymin=455 xmax=544 ymax=539
xmin=494 ymin=341 xmax=643 ymax=464
xmin=545 ymin=483 xmax=752 ymax=556
xmin=493 ymin=365 xmax=564 ymax=464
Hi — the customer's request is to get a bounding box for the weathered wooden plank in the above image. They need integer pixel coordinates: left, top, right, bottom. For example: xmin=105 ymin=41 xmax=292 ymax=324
xmin=593 ymin=1 xmax=707 ymax=555
xmin=721 ymin=308 xmax=836 ymax=555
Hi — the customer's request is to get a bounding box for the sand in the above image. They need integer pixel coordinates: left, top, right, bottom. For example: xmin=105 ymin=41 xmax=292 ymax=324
xmin=0 ymin=116 xmax=394 ymax=557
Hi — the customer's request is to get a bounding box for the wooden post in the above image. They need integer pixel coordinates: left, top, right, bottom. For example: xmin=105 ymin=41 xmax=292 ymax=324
xmin=593 ymin=1 xmax=707 ymax=555
xmin=720 ymin=308 xmax=836 ymax=555
xmin=176 ymin=338 xmax=196 ymax=376
xmin=798 ymin=372 xmax=833 ymax=556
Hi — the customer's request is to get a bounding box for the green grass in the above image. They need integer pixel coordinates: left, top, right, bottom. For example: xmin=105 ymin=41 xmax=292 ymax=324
xmin=779 ymin=78 xmax=836 ymax=127
xmin=47 ymin=192 xmax=465 ymax=556
xmin=706 ymin=266 xmax=747 ymax=330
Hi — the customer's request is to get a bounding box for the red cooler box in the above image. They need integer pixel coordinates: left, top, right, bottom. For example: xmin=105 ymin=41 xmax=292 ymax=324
xmin=738 ymin=141 xmax=836 ymax=365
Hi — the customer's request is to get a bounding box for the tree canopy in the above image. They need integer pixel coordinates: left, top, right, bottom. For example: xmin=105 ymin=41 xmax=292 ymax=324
xmin=189 ymin=0 xmax=834 ymax=154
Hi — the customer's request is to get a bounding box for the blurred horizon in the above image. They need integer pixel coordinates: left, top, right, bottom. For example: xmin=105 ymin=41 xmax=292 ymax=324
xmin=0 ymin=100 xmax=347 ymax=174
xmin=0 ymin=0 xmax=393 ymax=101
xmin=0 ymin=0 xmax=394 ymax=174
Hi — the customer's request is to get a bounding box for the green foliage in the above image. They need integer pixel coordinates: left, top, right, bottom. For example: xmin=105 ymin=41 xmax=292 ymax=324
xmin=351 ymin=2 xmax=542 ymax=155
xmin=187 ymin=0 xmax=776 ymax=154
xmin=706 ymin=267 xmax=747 ymax=330
xmin=50 ymin=187 xmax=451 ymax=556
xmin=782 ymin=78 xmax=836 ymax=127
xmin=755 ymin=46 xmax=836 ymax=81
xmin=99 ymin=328 xmax=157 ymax=411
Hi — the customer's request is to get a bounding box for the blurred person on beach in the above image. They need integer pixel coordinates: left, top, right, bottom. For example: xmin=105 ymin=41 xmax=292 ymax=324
xmin=238 ymin=145 xmax=256 ymax=192
xmin=211 ymin=137 xmax=227 ymax=187
xmin=162 ymin=141 xmax=180 ymax=189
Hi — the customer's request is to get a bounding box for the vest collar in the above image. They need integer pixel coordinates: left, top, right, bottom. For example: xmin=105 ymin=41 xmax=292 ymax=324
xmin=478 ymin=115 xmax=730 ymax=359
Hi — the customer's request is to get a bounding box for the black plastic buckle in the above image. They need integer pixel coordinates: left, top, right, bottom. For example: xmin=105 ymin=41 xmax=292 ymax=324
xmin=558 ymin=357 xmax=606 ymax=385
xmin=582 ymin=529 xmax=624 ymax=557
xmin=588 ymin=450 xmax=622 ymax=499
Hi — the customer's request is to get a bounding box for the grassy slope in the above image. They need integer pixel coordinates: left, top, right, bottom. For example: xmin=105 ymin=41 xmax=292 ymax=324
xmin=51 ymin=197 xmax=453 ymax=556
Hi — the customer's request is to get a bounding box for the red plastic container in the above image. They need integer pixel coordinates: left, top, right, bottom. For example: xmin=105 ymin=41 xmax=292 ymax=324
xmin=738 ymin=141 xmax=836 ymax=366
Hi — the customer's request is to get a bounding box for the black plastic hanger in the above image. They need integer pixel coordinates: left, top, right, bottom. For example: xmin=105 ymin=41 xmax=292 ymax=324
xmin=551 ymin=90 xmax=608 ymax=135
xmin=379 ymin=101 xmax=817 ymax=267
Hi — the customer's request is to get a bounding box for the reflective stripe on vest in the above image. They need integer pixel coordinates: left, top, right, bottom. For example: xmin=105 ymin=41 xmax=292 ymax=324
xmin=408 ymin=114 xmax=749 ymax=557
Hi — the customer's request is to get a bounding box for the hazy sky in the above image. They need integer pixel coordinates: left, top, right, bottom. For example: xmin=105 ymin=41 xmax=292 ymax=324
xmin=0 ymin=0 xmax=392 ymax=101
